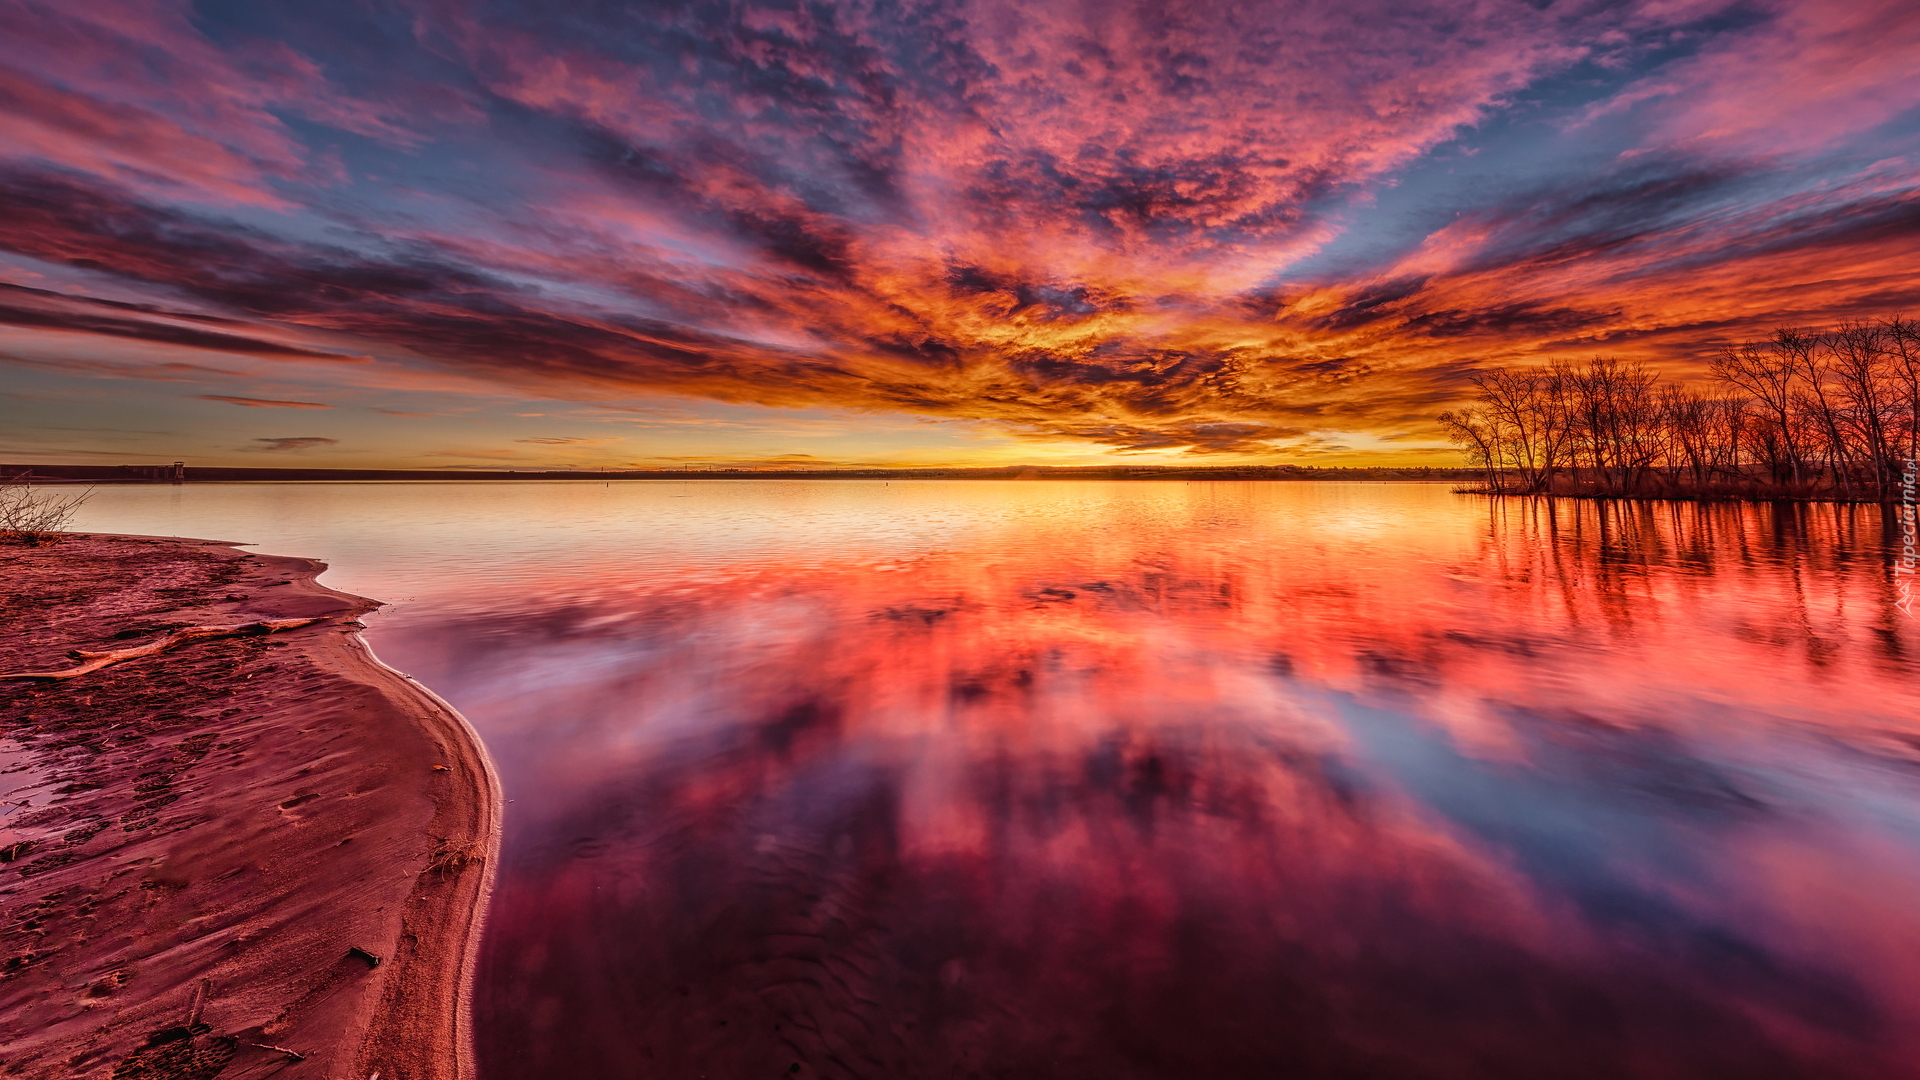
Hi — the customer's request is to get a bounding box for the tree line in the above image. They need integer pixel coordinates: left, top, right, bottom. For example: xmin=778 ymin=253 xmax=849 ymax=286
xmin=1439 ymin=317 xmax=1920 ymax=499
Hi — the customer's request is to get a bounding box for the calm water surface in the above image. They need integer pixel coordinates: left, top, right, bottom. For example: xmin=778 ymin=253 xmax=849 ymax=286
xmin=73 ymin=481 xmax=1920 ymax=1079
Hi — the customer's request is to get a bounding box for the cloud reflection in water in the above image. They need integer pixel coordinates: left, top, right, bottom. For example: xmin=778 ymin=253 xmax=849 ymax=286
xmin=363 ymin=484 xmax=1920 ymax=1079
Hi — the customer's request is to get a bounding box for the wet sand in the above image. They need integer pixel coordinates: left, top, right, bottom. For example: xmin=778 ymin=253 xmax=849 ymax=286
xmin=0 ymin=535 xmax=500 ymax=1080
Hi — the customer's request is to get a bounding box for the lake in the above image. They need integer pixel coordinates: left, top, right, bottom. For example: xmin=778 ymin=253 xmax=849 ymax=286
xmin=71 ymin=481 xmax=1920 ymax=1079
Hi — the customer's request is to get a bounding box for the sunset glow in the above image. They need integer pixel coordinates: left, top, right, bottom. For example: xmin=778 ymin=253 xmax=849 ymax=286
xmin=2 ymin=0 xmax=1917 ymax=467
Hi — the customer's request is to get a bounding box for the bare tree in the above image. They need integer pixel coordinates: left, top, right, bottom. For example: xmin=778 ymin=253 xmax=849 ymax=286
xmin=1438 ymin=408 xmax=1504 ymax=493
xmin=1827 ymin=321 xmax=1899 ymax=493
xmin=1882 ymin=315 xmax=1920 ymax=467
xmin=1710 ymin=335 xmax=1805 ymax=487
xmin=1471 ymin=368 xmax=1570 ymax=492
xmin=1442 ymin=316 xmax=1918 ymax=501
xmin=0 ymin=478 xmax=92 ymax=544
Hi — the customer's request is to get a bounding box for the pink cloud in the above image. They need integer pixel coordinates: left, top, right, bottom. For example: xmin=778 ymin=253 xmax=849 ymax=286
xmin=1589 ymin=0 xmax=1920 ymax=157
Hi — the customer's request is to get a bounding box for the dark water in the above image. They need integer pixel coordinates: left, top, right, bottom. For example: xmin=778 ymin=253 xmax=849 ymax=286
xmin=76 ymin=482 xmax=1920 ymax=1078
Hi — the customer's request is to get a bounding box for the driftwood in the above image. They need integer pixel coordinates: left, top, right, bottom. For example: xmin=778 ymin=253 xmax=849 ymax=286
xmin=244 ymin=1042 xmax=306 ymax=1062
xmin=0 ymin=618 xmax=325 ymax=681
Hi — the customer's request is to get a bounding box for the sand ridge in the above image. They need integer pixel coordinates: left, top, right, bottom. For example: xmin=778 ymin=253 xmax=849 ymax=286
xmin=0 ymin=534 xmax=499 ymax=1080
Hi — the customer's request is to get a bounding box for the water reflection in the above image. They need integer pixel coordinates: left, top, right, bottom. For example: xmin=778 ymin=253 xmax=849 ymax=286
xmin=345 ymin=487 xmax=1920 ymax=1080
xmin=61 ymin=482 xmax=1920 ymax=1077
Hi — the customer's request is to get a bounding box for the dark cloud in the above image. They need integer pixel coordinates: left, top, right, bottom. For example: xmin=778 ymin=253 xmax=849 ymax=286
xmin=248 ymin=436 xmax=338 ymax=451
xmin=197 ymin=395 xmax=332 ymax=408
xmin=1405 ymin=303 xmax=1621 ymax=340
xmin=0 ymin=353 xmax=244 ymax=382
xmin=0 ymin=283 xmax=361 ymax=360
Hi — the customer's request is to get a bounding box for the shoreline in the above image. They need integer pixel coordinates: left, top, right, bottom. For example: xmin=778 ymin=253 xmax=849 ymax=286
xmin=343 ymin=630 xmax=503 ymax=1080
xmin=0 ymin=534 xmax=499 ymax=1079
xmin=1454 ymin=487 xmax=1913 ymax=506
xmin=4 ymin=464 xmax=1482 ymax=484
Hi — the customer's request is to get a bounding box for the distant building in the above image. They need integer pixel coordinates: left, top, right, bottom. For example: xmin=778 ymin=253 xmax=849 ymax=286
xmin=118 ymin=462 xmax=187 ymax=482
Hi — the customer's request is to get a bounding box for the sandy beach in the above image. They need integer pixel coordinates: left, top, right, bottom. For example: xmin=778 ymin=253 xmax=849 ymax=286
xmin=0 ymin=534 xmax=500 ymax=1080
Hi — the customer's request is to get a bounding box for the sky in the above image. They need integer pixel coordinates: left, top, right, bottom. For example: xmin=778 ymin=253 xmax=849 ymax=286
xmin=0 ymin=0 xmax=1916 ymax=470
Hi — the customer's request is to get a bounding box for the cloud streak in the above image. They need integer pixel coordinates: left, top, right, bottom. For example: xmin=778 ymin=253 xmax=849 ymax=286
xmin=247 ymin=436 xmax=337 ymax=452
xmin=0 ymin=0 xmax=1914 ymax=460
xmin=197 ymin=395 xmax=331 ymax=409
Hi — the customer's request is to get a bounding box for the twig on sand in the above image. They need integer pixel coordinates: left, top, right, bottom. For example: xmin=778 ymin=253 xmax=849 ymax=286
xmin=0 ymin=618 xmax=325 ymax=681
xmin=245 ymin=1042 xmax=307 ymax=1062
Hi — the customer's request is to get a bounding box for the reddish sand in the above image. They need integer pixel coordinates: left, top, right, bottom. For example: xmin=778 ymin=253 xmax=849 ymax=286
xmin=0 ymin=535 xmax=500 ymax=1080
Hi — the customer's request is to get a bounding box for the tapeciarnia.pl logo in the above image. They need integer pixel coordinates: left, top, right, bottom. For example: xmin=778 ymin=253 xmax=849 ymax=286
xmin=1898 ymin=458 xmax=1918 ymax=620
